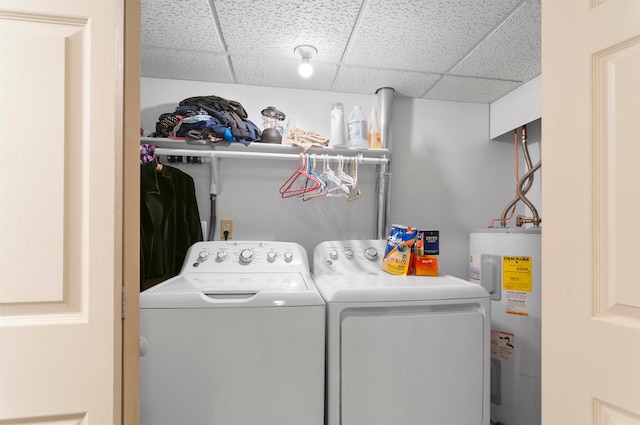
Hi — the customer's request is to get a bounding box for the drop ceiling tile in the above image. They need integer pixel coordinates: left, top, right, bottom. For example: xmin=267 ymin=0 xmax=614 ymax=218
xmin=332 ymin=66 xmax=441 ymax=98
xmin=451 ymin=0 xmax=541 ymax=81
xmin=141 ymin=47 xmax=234 ymax=83
xmin=344 ymin=0 xmax=522 ymax=73
xmin=139 ymin=0 xmax=542 ymax=103
xmin=214 ymin=0 xmax=361 ymax=62
xmin=424 ymin=75 xmax=521 ymax=103
xmin=231 ymin=55 xmax=338 ymax=91
xmin=141 ymin=0 xmax=224 ymax=52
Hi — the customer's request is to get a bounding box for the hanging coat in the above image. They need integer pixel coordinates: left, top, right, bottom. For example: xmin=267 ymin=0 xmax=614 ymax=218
xmin=140 ymin=161 xmax=203 ymax=291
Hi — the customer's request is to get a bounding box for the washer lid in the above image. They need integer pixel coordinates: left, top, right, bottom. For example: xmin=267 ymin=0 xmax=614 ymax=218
xmin=141 ymin=272 xmax=325 ymax=308
xmin=150 ymin=272 xmax=309 ymax=292
xmin=313 ymin=274 xmax=489 ymax=303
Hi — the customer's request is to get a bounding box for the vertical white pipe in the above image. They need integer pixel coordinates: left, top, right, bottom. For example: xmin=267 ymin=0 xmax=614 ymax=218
xmin=376 ymin=87 xmax=395 ymax=151
xmin=375 ymin=87 xmax=394 ymax=239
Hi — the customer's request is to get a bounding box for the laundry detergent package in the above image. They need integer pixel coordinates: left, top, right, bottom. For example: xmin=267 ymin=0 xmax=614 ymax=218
xmin=383 ymin=224 xmax=407 ymax=258
xmin=414 ymin=255 xmax=439 ymax=276
xmin=421 ymin=230 xmax=439 ymax=255
xmin=405 ymin=229 xmax=440 ymax=276
xmin=382 ymin=225 xmax=418 ymax=275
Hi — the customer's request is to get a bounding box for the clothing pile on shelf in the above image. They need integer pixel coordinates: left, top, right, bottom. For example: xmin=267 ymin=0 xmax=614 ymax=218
xmin=139 ymin=144 xmax=203 ymax=291
xmin=148 ymin=94 xmax=262 ymax=146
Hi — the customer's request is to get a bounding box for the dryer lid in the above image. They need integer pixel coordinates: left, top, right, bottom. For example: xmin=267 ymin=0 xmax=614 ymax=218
xmin=313 ymin=274 xmax=489 ymax=303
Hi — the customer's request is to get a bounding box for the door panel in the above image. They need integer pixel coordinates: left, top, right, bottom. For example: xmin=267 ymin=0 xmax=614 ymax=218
xmin=594 ymin=37 xmax=640 ymax=321
xmin=0 ymin=12 xmax=85 ymax=318
xmin=542 ymin=0 xmax=640 ymax=423
xmin=341 ymin=307 xmax=487 ymax=425
xmin=0 ymin=1 xmax=122 ymax=423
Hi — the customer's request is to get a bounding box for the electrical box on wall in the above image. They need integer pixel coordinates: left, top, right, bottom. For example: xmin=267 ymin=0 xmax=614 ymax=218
xmin=221 ymin=220 xmax=233 ymax=240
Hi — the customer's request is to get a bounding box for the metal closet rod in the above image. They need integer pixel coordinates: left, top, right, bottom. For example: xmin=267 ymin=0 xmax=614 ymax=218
xmin=154 ymin=148 xmax=389 ymax=165
xmin=153 ymin=147 xmax=389 ymax=197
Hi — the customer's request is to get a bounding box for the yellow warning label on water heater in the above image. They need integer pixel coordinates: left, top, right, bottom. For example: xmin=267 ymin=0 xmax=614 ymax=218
xmin=502 ymin=256 xmax=532 ymax=292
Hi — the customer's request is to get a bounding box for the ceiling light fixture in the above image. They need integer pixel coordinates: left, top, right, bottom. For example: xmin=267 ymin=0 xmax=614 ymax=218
xmin=294 ymin=45 xmax=317 ymax=78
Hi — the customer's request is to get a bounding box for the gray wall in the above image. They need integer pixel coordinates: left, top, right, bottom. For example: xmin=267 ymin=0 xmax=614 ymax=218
xmin=140 ymin=77 xmax=539 ymax=279
xmin=388 ymin=97 xmax=520 ymax=278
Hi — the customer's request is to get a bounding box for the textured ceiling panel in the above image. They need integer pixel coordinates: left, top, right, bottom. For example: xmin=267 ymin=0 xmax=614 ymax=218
xmin=141 ymin=47 xmax=234 ymax=83
xmin=231 ymin=55 xmax=338 ymax=91
xmin=451 ymin=0 xmax=541 ymax=81
xmin=141 ymin=0 xmax=224 ymax=52
xmin=344 ymin=0 xmax=522 ymax=73
xmin=214 ymin=0 xmax=362 ymax=62
xmin=140 ymin=0 xmax=542 ymax=103
xmin=332 ymin=67 xmax=441 ymax=98
xmin=424 ymin=75 xmax=521 ymax=103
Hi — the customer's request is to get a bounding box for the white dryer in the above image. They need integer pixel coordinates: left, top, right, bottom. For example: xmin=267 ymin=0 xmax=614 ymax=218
xmin=313 ymin=239 xmax=491 ymax=425
xmin=140 ymin=241 xmax=325 ymax=425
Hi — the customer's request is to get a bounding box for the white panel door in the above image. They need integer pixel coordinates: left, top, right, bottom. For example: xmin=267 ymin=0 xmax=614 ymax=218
xmin=542 ymin=0 xmax=640 ymax=423
xmin=0 ymin=0 xmax=123 ymax=423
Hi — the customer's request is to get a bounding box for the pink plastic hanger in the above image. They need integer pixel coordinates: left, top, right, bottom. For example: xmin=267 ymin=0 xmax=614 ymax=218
xmin=279 ymin=153 xmax=323 ymax=198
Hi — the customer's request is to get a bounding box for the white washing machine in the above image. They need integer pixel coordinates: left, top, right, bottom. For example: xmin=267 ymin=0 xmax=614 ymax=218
xmin=313 ymin=239 xmax=491 ymax=425
xmin=140 ymin=241 xmax=325 ymax=425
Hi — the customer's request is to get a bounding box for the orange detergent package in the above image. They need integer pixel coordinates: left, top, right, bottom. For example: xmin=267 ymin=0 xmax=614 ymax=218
xmin=414 ymin=255 xmax=439 ymax=276
xmin=410 ymin=230 xmax=439 ymax=276
xmin=382 ymin=225 xmax=418 ymax=275
xmin=407 ymin=235 xmax=420 ymax=275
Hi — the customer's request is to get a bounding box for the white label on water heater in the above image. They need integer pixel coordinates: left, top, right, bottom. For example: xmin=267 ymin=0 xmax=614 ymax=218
xmin=469 ymin=254 xmax=481 ymax=281
xmin=491 ymin=329 xmax=515 ymax=361
xmin=506 ymin=290 xmax=529 ymax=316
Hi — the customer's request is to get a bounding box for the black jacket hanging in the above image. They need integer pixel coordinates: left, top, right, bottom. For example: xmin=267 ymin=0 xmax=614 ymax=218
xmin=140 ymin=160 xmax=203 ymax=291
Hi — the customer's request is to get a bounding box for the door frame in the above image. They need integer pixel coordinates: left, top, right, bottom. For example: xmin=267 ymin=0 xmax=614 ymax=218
xmin=122 ymin=0 xmax=141 ymax=423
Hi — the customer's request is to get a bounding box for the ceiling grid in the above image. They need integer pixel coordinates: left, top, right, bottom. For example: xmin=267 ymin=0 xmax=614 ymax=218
xmin=141 ymin=0 xmax=541 ymax=103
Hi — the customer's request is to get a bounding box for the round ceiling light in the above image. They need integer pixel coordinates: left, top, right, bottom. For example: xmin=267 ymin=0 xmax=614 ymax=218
xmin=294 ymin=45 xmax=318 ymax=78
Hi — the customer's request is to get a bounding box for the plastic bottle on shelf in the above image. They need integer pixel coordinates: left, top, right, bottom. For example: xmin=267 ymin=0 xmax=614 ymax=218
xmin=284 ymin=118 xmax=296 ymax=140
xmin=329 ymin=102 xmax=346 ymax=148
xmin=347 ymin=105 xmax=368 ymax=149
xmin=368 ymin=106 xmax=382 ymax=149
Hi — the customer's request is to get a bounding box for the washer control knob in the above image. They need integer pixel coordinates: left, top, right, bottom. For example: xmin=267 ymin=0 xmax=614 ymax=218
xmin=284 ymin=252 xmax=293 ymax=263
xmin=239 ymin=249 xmax=254 ymax=264
xmin=345 ymin=249 xmax=354 ymax=259
xmin=364 ymin=247 xmax=378 ymax=261
xmin=215 ymin=251 xmax=227 ymax=262
xmin=198 ymin=251 xmax=210 ymax=261
xmin=267 ymin=251 xmax=277 ymax=262
xmin=329 ymin=249 xmax=339 ymax=260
